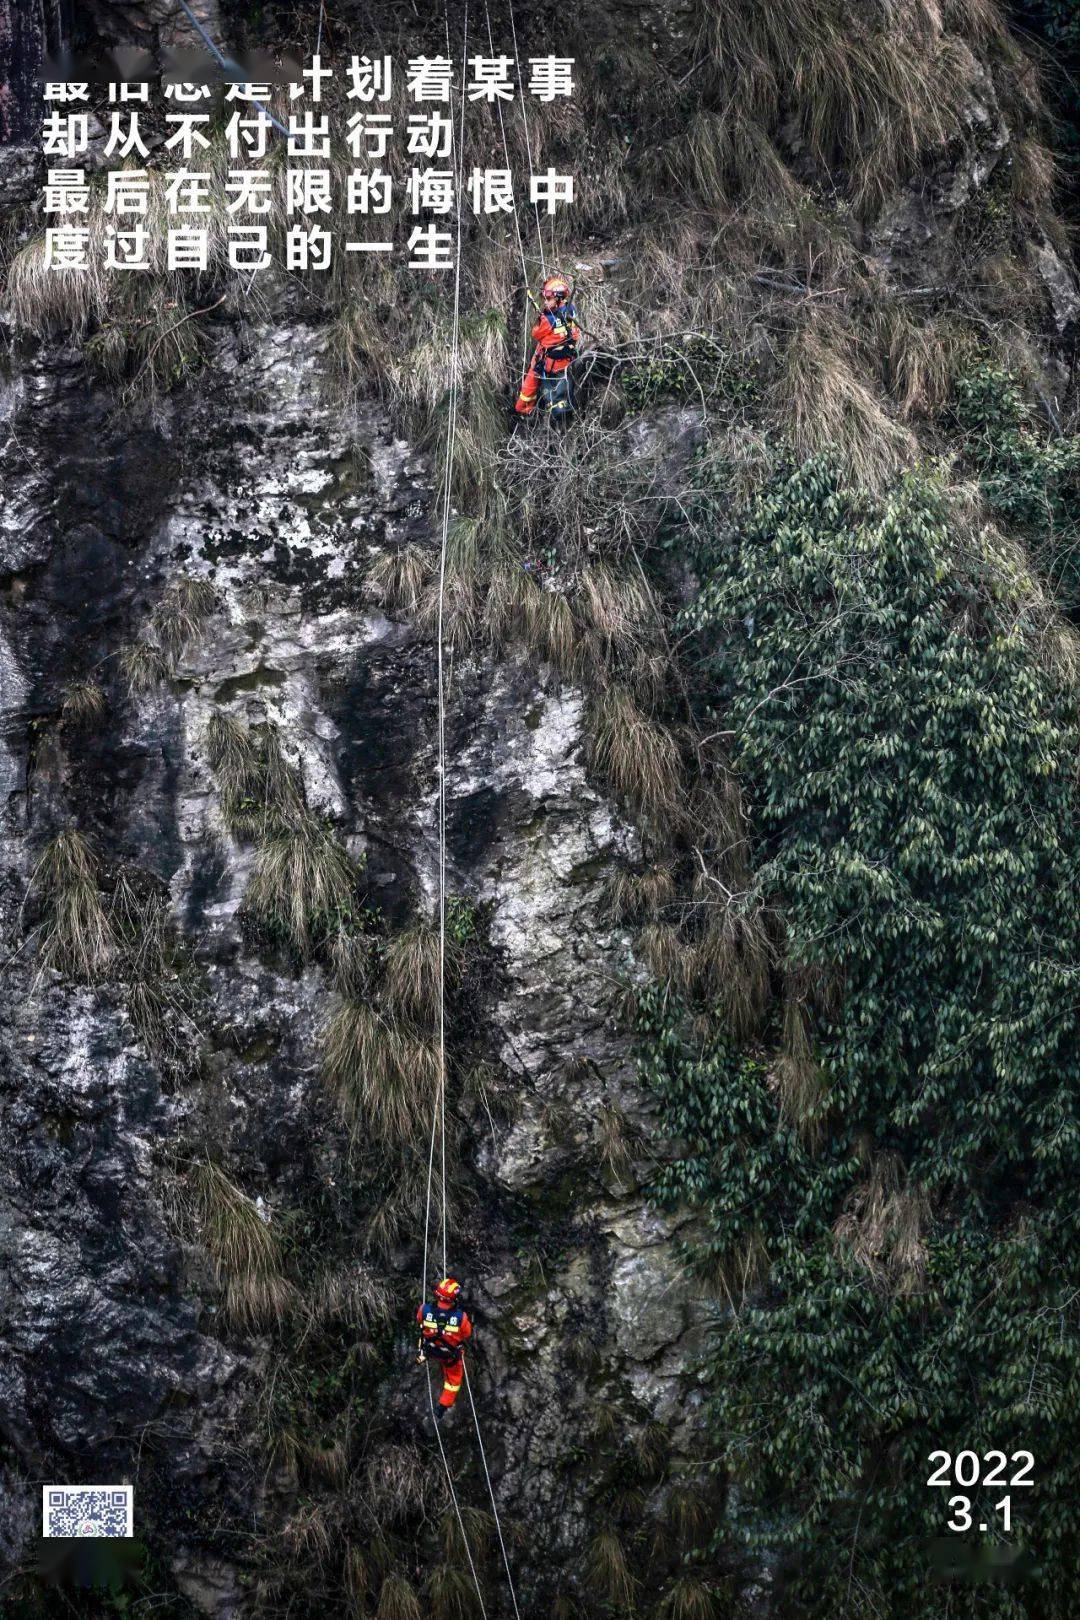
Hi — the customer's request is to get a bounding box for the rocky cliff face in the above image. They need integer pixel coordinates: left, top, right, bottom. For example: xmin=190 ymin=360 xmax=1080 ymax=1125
xmin=2 ymin=1 xmax=1077 ymax=1616
xmin=1 ymin=282 xmax=711 ymax=1620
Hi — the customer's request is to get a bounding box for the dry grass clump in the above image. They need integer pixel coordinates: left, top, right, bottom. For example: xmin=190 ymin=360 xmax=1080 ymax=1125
xmin=631 ymin=1419 xmax=670 ymax=1480
xmin=111 ymin=870 xmax=167 ymax=975
xmin=377 ymin=1571 xmax=424 ymax=1620
xmin=1005 ymin=137 xmax=1060 ymax=233
xmin=833 ymin=1152 xmax=930 ymax=1295
xmin=415 ymin=515 xmax=492 ymax=651
xmin=440 ymin=378 xmax=507 ymax=511
xmin=364 ymin=1444 xmax=433 ymax=1527
xmin=602 ymin=862 xmax=677 ymax=923
xmin=695 ymin=0 xmax=1015 ymax=213
xmin=770 ymin=993 xmax=828 ymax=1147
xmin=297 ymin=1438 xmax=349 ymax=1489
xmin=262 ymin=727 xmax=308 ymax=822
xmin=345 ymin=1544 xmax=375 ymax=1611
xmin=578 ymin=563 xmax=663 ymax=667
xmin=307 ymin=1264 xmax=395 ymax=1333
xmin=440 ymin=1504 xmax=494 ymax=1567
xmin=5 ymin=200 xmax=219 ymax=394
xmin=595 ymin=1101 xmax=636 ymax=1183
xmin=466 ymin=540 xmax=583 ymax=675
xmin=639 ymin=921 xmax=695 ymax=992
xmin=673 ymin=105 xmax=804 ymax=220
xmin=364 ymin=1154 xmax=434 ymax=1255
xmin=659 ymin=1573 xmax=718 ymax=1620
xmin=245 ymin=816 xmax=358 ymax=956
xmin=151 ymin=575 xmax=217 ymax=658
xmin=702 ymin=1226 xmax=772 ymax=1312
xmin=325 ymin=921 xmax=375 ymax=998
xmin=585 ymin=1527 xmax=638 ymax=1606
xmin=380 ymin=923 xmax=450 ymax=1029
xmin=31 ymin=829 xmax=115 ymax=982
xmin=693 ymin=903 xmax=772 ymax=1040
xmin=120 ymin=641 xmax=170 ymax=696
xmin=281 ymin=1500 xmax=338 ymax=1563
xmin=426 ymin=1562 xmax=484 ymax=1620
xmin=774 ymin=314 xmax=917 ymax=495
xmin=322 ymin=1001 xmax=437 ymax=1148
xmin=874 ymin=308 xmax=971 ymax=422
xmin=60 ymin=678 xmax=107 ymax=727
xmin=588 ymin=685 xmax=685 ymax=832
xmin=205 ymin=710 xmax=266 ymax=835
xmin=368 ymin=544 xmax=431 ymax=616
xmin=189 ymin=1159 xmax=295 ymax=1330
xmin=6 ymin=235 xmax=104 ymax=337
xmin=518 ymin=577 xmax=585 ymax=678
xmin=664 ymin=1480 xmax=712 ymax=1546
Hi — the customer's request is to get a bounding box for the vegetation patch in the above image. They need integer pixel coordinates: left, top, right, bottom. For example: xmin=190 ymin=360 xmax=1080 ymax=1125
xmin=640 ymin=457 xmax=1080 ymax=1613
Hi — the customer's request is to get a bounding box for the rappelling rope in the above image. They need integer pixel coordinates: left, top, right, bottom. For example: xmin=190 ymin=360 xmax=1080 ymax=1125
xmin=423 ymin=0 xmax=469 ymax=1312
xmin=505 ymin=0 xmax=549 ymax=276
xmin=418 ymin=10 xmax=493 ymax=1618
xmin=418 ymin=11 xmax=524 ymax=1619
xmin=482 ymin=0 xmax=532 ymax=374
xmin=465 ymin=1363 xmax=523 ymax=1620
xmin=428 ymin=1374 xmax=489 ymax=1617
xmin=174 ymin=0 xmax=290 ymax=137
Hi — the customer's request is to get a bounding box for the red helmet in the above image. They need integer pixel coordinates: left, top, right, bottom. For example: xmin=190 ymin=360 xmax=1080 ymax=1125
xmin=541 ymin=274 xmax=571 ymax=301
xmin=434 ymin=1276 xmax=462 ymax=1304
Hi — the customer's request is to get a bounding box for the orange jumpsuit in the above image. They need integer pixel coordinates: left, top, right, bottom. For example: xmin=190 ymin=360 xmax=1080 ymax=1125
xmin=416 ymin=1300 xmax=473 ymax=1408
xmin=515 ymin=304 xmax=581 ymax=416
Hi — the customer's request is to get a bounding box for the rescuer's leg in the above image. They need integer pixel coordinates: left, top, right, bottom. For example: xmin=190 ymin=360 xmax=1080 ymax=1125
xmin=439 ymin=1357 xmax=465 ymax=1411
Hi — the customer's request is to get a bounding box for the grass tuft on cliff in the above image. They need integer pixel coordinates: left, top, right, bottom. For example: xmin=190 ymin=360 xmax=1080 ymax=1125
xmin=30 ymin=829 xmax=115 ymax=983
xmin=245 ymin=815 xmax=358 ymax=958
xmin=60 ymin=678 xmax=107 ymax=727
xmin=151 ymin=574 xmax=217 ymax=658
xmin=584 ymin=1527 xmax=638 ymax=1606
xmin=189 ymin=1160 xmax=295 ymax=1330
xmin=322 ymin=1001 xmax=437 ymax=1149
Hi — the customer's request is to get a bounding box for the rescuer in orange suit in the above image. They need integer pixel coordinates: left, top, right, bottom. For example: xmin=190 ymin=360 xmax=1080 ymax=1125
xmin=416 ymin=1276 xmax=473 ymax=1418
xmin=514 ymin=273 xmax=581 ymax=425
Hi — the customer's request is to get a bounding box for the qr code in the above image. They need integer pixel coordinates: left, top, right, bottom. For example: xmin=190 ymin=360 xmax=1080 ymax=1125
xmin=42 ymin=1486 xmax=133 ymax=1538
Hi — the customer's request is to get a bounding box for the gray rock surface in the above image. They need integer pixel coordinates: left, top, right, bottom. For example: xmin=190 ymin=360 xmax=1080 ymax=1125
xmin=0 ymin=303 xmax=705 ymax=1610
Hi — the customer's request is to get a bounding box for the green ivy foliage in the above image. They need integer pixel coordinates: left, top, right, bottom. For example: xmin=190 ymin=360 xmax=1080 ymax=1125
xmin=618 ymin=337 xmax=760 ymax=411
xmin=644 ymin=457 xmax=1080 ymax=1615
xmin=953 ymin=364 xmax=1080 ymax=612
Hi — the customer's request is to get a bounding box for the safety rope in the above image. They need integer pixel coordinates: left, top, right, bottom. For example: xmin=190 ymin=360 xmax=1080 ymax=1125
xmin=417 ymin=10 xmax=494 ymax=1616
xmin=505 ymin=0 xmax=548 ymax=276
xmin=418 ymin=13 xmax=524 ymax=1620
xmin=483 ymin=0 xmax=531 ymax=374
xmin=423 ymin=0 xmax=468 ymax=1312
xmin=427 ymin=1372 xmax=490 ymax=1616
xmin=173 ymin=0 xmax=290 ymax=137
xmin=465 ymin=1363 xmax=523 ymax=1620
